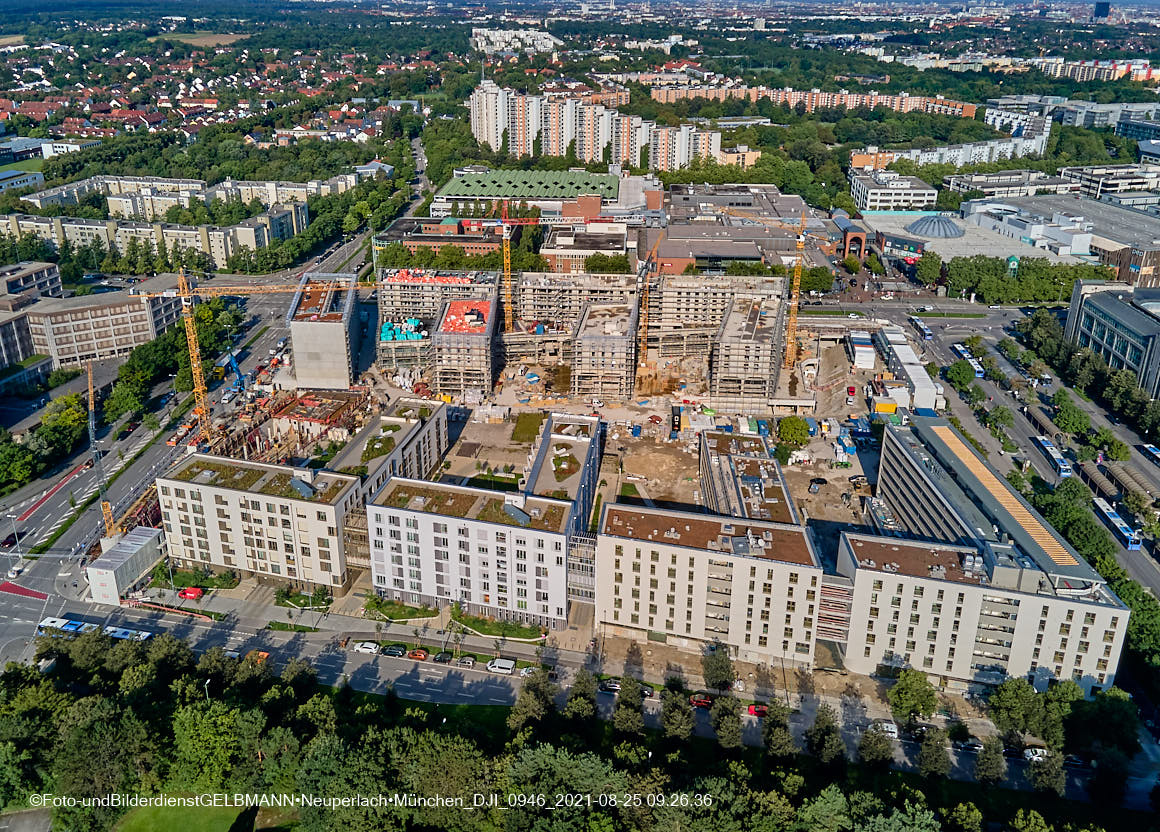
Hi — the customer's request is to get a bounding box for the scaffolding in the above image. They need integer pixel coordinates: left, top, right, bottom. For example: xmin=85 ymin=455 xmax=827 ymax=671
xmin=571 ymin=302 xmax=638 ymax=400
xmin=432 ymin=292 xmax=498 ymax=398
xmin=708 ymin=296 xmax=780 ymax=414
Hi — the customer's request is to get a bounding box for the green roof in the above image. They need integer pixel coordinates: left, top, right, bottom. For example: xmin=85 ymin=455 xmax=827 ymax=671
xmin=438 ymin=169 xmax=620 ymax=201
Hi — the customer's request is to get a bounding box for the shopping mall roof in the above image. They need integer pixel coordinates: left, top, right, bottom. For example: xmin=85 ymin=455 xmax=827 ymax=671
xmin=437 ymin=169 xmax=620 ymax=201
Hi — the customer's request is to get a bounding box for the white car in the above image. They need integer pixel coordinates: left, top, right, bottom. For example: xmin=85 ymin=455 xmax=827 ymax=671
xmin=591 ymin=400 xmax=605 ymax=408
xmin=352 ymin=641 xmax=380 ymax=655
xmin=520 ymin=666 xmax=538 ymax=677
xmin=872 ymin=720 xmax=899 ymax=739
xmin=846 ymin=396 xmax=856 ymax=407
xmin=1023 ymin=747 xmax=1049 ymax=762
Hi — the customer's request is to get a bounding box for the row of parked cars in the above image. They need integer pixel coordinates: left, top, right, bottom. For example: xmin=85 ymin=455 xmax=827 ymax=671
xmin=595 ymin=679 xmax=772 ymax=715
xmin=350 ymin=641 xmax=549 ymax=676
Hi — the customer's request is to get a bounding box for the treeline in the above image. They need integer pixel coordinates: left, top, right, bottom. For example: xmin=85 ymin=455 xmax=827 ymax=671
xmin=0 ymin=395 xmax=88 ymax=497
xmin=3 ymin=629 xmax=1138 ymax=832
xmin=373 ymin=239 xmax=548 ymax=274
xmin=1014 ymin=310 xmax=1160 ymax=697
xmin=162 ymin=195 xmax=268 ymax=227
xmin=935 ymin=255 xmax=1115 ymax=305
xmin=40 ymin=126 xmax=386 ymax=188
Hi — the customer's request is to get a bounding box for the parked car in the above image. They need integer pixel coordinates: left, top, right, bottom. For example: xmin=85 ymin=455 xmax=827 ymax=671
xmin=486 ymin=658 xmax=516 ymax=674
xmin=748 ymin=704 xmax=769 ymax=718
xmin=520 ymin=666 xmax=538 ymax=678
xmin=456 ymin=655 xmax=476 ymax=668
xmin=872 ymin=719 xmax=899 ymax=739
xmin=177 ymin=587 xmax=204 ymax=600
xmin=433 ymin=651 xmax=453 ymax=663
xmin=408 ymin=648 xmax=429 ymax=661
xmin=1023 ymin=747 xmax=1049 ymax=762
xmin=351 ymin=641 xmax=380 ymax=655
xmin=690 ymin=693 xmax=713 ymax=708
xmin=847 ymin=386 xmax=857 ymax=397
xmin=598 ymin=678 xmax=622 ymax=694
xmin=383 ymin=644 xmax=407 ymax=657
xmin=954 ymin=738 xmax=985 ymax=754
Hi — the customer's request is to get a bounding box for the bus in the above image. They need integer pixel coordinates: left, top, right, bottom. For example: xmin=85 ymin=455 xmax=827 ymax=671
xmin=1034 ymin=435 xmax=1073 ymax=478
xmin=1141 ymin=444 xmax=1160 ymax=469
xmin=968 ymin=358 xmax=985 ymax=378
xmin=36 ymin=617 xmax=152 ymax=641
xmin=952 ymin=343 xmax=973 ymax=360
xmin=910 ymin=316 xmax=933 ymax=341
xmin=1092 ymin=497 xmax=1142 ymax=551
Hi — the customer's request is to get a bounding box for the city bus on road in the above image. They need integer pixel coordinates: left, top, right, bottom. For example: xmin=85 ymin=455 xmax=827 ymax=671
xmin=1092 ymin=497 xmax=1142 ymax=551
xmin=1033 ymin=435 xmax=1073 ymax=478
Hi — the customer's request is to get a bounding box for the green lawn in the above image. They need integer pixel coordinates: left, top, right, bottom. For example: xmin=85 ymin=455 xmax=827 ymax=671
xmin=266 ymin=620 xmax=319 ymax=632
xmin=511 ymin=411 xmax=547 ymax=442
xmin=0 ymin=158 xmax=44 ymax=174
xmin=115 ymin=802 xmax=246 ymax=832
xmin=450 ymin=606 xmax=545 ymax=640
xmin=364 ymin=596 xmax=438 ymax=621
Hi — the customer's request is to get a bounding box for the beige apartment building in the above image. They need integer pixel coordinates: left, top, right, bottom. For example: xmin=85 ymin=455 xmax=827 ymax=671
xmin=595 ymin=504 xmax=823 ymax=667
xmin=158 ymin=455 xmax=362 ymax=592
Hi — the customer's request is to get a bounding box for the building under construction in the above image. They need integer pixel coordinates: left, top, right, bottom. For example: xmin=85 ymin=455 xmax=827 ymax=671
xmin=376 ymin=269 xmax=495 ymax=370
xmin=708 ymin=296 xmax=783 ymax=414
xmin=433 ymin=293 xmax=498 ymax=399
xmin=644 ymin=273 xmax=784 ymax=357
xmin=287 ymin=272 xmax=358 ymax=389
xmin=571 ymin=302 xmax=638 ymax=400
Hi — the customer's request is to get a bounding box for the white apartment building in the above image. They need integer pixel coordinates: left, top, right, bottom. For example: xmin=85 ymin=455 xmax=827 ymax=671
xmin=469 ymin=80 xmax=511 ymax=152
xmin=848 ymin=170 xmax=937 ymax=211
xmin=648 ymin=124 xmax=721 ymax=172
xmin=158 ymin=455 xmax=362 ymax=592
xmin=367 ymin=413 xmax=602 ymax=628
xmin=837 ymin=533 xmax=1127 ymax=695
xmin=595 ymin=504 xmax=823 ymax=666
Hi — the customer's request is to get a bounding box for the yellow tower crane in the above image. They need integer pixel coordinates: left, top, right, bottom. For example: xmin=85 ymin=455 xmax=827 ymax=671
xmin=137 ymin=271 xmax=362 ymax=451
xmin=637 ymin=230 xmax=664 ymax=367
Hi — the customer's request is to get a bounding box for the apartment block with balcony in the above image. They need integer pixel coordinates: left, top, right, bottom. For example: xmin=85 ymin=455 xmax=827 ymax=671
xmin=157 ymin=455 xmax=362 ymax=593
xmin=367 ymin=413 xmax=602 ymax=628
xmin=868 ymin=416 xmax=1128 ymax=694
xmin=595 ymin=504 xmax=822 ymax=666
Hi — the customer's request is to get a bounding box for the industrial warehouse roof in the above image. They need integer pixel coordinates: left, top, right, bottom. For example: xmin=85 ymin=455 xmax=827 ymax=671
xmin=437 ymin=169 xmax=620 ymax=201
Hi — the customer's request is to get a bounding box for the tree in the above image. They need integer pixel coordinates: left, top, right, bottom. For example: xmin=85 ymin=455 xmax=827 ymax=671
xmin=612 ymin=678 xmax=645 ymax=736
xmin=562 ymin=668 xmax=597 ymax=721
xmin=1089 ymin=747 xmax=1130 ymax=806
xmin=700 ymin=644 xmax=735 ymax=691
xmin=761 ymin=701 xmax=797 ymax=759
xmin=974 ymin=737 xmax=1008 ymax=785
xmin=857 ymin=725 xmax=894 ymax=769
xmin=945 ymin=360 xmax=975 ymax=391
xmin=804 ymin=703 xmax=846 ymax=765
xmin=887 ymin=669 xmax=937 ymax=724
xmin=508 ymin=669 xmax=555 ymax=732
xmin=917 ymin=727 xmax=950 ymax=778
xmin=842 ymin=254 xmax=861 ymax=274
xmin=915 ymin=251 xmax=942 ymax=285
xmin=661 ymin=690 xmax=694 ymax=741
xmin=944 ymin=802 xmax=983 ymax=832
xmin=710 ymin=695 xmax=743 ymax=750
xmin=1028 ymin=752 xmax=1065 ymax=796
xmin=988 ymin=678 xmax=1039 ymax=737
xmin=776 ymin=416 xmax=810 ymax=449
xmin=1008 ymin=810 xmax=1052 ymax=832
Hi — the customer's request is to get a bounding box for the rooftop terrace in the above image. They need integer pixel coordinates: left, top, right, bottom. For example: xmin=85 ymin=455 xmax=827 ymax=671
xmin=438 ymin=299 xmax=492 ymax=334
xmin=438 ymin=169 xmax=620 ymax=201
xmin=168 ymin=456 xmax=355 ymax=505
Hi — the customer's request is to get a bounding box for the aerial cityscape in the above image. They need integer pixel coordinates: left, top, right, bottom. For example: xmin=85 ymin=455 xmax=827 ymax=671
xmin=2 ymin=0 xmax=1160 ymax=829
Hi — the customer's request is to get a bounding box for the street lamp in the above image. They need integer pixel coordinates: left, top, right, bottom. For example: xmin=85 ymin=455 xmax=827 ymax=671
xmin=204 ymin=679 xmax=211 ymax=703
xmin=6 ymin=513 xmax=21 ymax=566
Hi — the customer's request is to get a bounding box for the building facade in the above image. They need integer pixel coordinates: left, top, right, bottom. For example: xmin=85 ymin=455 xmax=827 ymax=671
xmin=848 ymin=171 xmax=937 ymax=211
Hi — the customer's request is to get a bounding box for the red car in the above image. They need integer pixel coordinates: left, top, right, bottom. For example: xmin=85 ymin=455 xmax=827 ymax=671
xmin=408 ymin=648 xmax=429 ymax=661
xmin=648 ymin=415 xmax=663 ymax=425
xmin=689 ymin=693 xmax=713 ymax=709
xmin=847 ymin=386 xmax=857 ymax=397
xmin=748 ymin=704 xmax=768 ymax=718
xmin=177 ymin=587 xmax=204 ymax=600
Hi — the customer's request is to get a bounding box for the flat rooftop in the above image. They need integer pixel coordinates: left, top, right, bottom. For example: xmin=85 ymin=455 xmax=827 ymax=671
xmin=843 ymin=533 xmax=992 ymax=587
xmin=167 ymin=454 xmax=356 ymax=505
xmin=578 ymin=302 xmax=633 ymax=338
xmin=34 ymin=272 xmax=184 ymax=312
xmin=438 ymin=299 xmax=492 ymax=334
xmin=602 ymin=505 xmax=817 ymax=567
xmin=720 ymin=297 xmax=779 ymax=344
xmin=374 ymin=479 xmax=569 ymax=534
xmin=860 ymin=212 xmax=1082 ymax=264
xmin=88 ymin=527 xmax=161 ymax=572
xmin=289 ymin=274 xmax=355 ymax=323
xmin=701 ymin=431 xmax=796 ymax=525
xmin=380 ymin=268 xmax=496 ymax=286
xmin=438 ymin=169 xmax=619 ymax=201
xmin=998 ymin=194 xmax=1160 ymax=247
